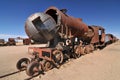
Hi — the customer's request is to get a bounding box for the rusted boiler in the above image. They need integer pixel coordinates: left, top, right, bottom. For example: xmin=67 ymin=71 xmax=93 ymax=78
xmin=25 ymin=6 xmax=90 ymax=44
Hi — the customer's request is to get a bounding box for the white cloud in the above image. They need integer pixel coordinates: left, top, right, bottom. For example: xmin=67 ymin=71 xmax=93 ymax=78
xmin=109 ymin=32 xmax=120 ymax=39
xmin=0 ymin=34 xmax=28 ymax=41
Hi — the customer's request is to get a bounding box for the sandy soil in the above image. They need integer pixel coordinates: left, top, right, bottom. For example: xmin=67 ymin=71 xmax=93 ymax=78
xmin=0 ymin=41 xmax=120 ymax=80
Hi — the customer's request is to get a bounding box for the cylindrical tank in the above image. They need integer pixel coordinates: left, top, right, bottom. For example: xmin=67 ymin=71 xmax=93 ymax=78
xmin=45 ymin=6 xmax=89 ymax=37
xmin=25 ymin=6 xmax=89 ymax=42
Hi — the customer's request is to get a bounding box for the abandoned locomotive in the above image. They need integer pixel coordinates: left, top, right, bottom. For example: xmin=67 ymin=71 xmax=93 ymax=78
xmin=16 ymin=6 xmax=118 ymax=76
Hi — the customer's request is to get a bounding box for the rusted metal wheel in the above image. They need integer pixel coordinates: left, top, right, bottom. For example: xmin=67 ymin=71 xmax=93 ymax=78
xmin=26 ymin=61 xmax=41 ymax=76
xmin=16 ymin=58 xmax=30 ymax=71
xmin=41 ymin=60 xmax=53 ymax=72
xmin=53 ymin=50 xmax=63 ymax=65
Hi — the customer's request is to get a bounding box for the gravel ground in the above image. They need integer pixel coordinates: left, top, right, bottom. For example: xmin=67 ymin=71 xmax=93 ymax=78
xmin=0 ymin=41 xmax=120 ymax=80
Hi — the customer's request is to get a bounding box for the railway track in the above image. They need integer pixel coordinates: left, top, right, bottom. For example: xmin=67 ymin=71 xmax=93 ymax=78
xmin=0 ymin=69 xmax=40 ymax=80
xmin=0 ymin=58 xmax=73 ymax=80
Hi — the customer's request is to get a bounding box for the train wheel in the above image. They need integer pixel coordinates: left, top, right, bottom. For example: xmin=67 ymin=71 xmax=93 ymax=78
xmin=41 ymin=60 xmax=53 ymax=72
xmin=26 ymin=61 xmax=42 ymax=76
xmin=53 ymin=50 xmax=63 ymax=65
xmin=16 ymin=58 xmax=30 ymax=71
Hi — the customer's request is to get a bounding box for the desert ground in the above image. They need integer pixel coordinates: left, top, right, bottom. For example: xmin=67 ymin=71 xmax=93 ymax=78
xmin=0 ymin=41 xmax=120 ymax=80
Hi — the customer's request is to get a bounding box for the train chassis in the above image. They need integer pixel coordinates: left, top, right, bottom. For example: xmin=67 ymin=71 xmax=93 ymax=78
xmin=16 ymin=47 xmax=64 ymax=76
xmin=16 ymin=6 xmax=118 ymax=77
xmin=16 ymin=38 xmax=95 ymax=76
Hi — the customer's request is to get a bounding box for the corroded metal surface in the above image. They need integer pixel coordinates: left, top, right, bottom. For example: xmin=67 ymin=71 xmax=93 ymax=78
xmin=89 ymin=25 xmax=105 ymax=44
xmin=7 ymin=38 xmax=16 ymax=45
xmin=45 ymin=6 xmax=89 ymax=37
xmin=25 ymin=6 xmax=89 ymax=43
xmin=17 ymin=6 xmax=119 ymax=77
xmin=105 ymin=34 xmax=118 ymax=43
xmin=23 ymin=38 xmax=31 ymax=45
xmin=0 ymin=39 xmax=5 ymax=46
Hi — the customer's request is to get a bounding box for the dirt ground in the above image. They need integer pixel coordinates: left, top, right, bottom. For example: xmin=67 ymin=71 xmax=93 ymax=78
xmin=0 ymin=41 xmax=120 ymax=80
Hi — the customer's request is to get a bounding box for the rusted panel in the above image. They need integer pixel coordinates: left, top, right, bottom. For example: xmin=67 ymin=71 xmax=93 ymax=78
xmin=107 ymin=34 xmax=113 ymax=40
xmin=106 ymin=34 xmax=116 ymax=42
xmin=45 ymin=6 xmax=89 ymax=37
xmin=113 ymin=36 xmax=118 ymax=42
xmin=23 ymin=38 xmax=31 ymax=45
xmin=89 ymin=26 xmax=99 ymax=44
xmin=89 ymin=26 xmax=105 ymax=44
xmin=28 ymin=47 xmax=55 ymax=61
xmin=25 ymin=6 xmax=89 ymax=43
xmin=0 ymin=39 xmax=5 ymax=46
xmin=0 ymin=39 xmax=5 ymax=44
xmin=7 ymin=38 xmax=16 ymax=45
xmin=101 ymin=33 xmax=105 ymax=42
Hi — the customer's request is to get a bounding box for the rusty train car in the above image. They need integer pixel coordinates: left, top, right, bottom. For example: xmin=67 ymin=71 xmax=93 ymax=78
xmin=0 ymin=38 xmax=16 ymax=46
xmin=16 ymin=6 xmax=118 ymax=76
xmin=105 ymin=34 xmax=118 ymax=46
xmin=0 ymin=39 xmax=5 ymax=46
xmin=7 ymin=38 xmax=16 ymax=46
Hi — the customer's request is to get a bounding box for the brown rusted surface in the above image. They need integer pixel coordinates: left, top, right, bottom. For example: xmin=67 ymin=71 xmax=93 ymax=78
xmin=15 ymin=6 xmax=119 ymax=77
xmin=45 ymin=6 xmax=89 ymax=37
xmin=101 ymin=33 xmax=105 ymax=42
xmin=28 ymin=47 xmax=55 ymax=61
xmin=23 ymin=38 xmax=31 ymax=45
xmin=106 ymin=34 xmax=113 ymax=41
xmin=112 ymin=36 xmax=118 ymax=42
xmin=52 ymin=50 xmax=63 ymax=64
xmin=105 ymin=34 xmax=118 ymax=43
xmin=41 ymin=60 xmax=53 ymax=71
xmin=7 ymin=38 xmax=16 ymax=45
xmin=0 ymin=39 xmax=5 ymax=46
xmin=89 ymin=26 xmax=105 ymax=44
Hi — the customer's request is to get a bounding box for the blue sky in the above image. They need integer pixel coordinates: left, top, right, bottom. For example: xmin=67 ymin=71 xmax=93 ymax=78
xmin=0 ymin=0 xmax=120 ymax=40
